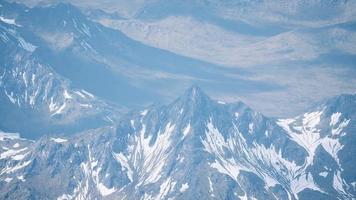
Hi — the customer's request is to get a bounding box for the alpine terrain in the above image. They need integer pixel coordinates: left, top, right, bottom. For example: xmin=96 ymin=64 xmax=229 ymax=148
xmin=0 ymin=0 xmax=355 ymax=199
xmin=1 ymin=86 xmax=355 ymax=199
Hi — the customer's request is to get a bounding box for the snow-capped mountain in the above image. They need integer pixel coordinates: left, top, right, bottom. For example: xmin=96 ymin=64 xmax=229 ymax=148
xmin=1 ymin=0 xmax=252 ymax=113
xmin=1 ymin=1 xmax=355 ymax=199
xmin=1 ymin=86 xmax=355 ymax=199
xmin=0 ymin=2 xmax=122 ymax=139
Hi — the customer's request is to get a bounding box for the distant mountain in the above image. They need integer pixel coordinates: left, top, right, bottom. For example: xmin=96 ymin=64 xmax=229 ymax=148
xmin=1 ymin=0 xmax=261 ymax=111
xmin=0 ymin=2 xmax=122 ymax=138
xmin=1 ymin=1 xmax=256 ymax=138
xmin=1 ymin=1 xmax=355 ymax=199
xmin=1 ymin=86 xmax=355 ymax=199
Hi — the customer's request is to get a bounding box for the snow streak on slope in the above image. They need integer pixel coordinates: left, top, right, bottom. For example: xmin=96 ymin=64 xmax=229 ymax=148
xmin=277 ymin=105 xmax=353 ymax=198
xmin=202 ymin=118 xmax=322 ymax=199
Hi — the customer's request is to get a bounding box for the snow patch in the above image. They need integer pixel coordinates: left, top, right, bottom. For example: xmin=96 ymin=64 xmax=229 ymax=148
xmin=4 ymin=90 xmax=16 ymax=104
xmin=0 ymin=16 xmax=20 ymax=26
xmin=330 ymin=112 xmax=341 ymax=126
xmin=182 ymin=123 xmax=191 ymax=138
xmin=319 ymin=171 xmax=328 ymax=178
xmin=18 ymin=37 xmax=37 ymax=52
xmin=51 ymin=102 xmax=67 ymax=116
xmin=0 ymin=147 xmax=28 ymax=159
xmin=179 ymin=183 xmax=189 ymax=193
xmin=333 ymin=171 xmax=347 ymax=195
xmin=97 ymin=183 xmax=116 ymax=196
xmin=81 ymin=90 xmax=94 ymax=98
xmin=113 ymin=152 xmax=133 ymax=182
xmin=208 ymin=177 xmax=214 ymax=196
xmin=157 ymin=177 xmax=176 ymax=199
xmin=321 ymin=137 xmax=343 ymax=166
xmin=218 ymin=101 xmax=226 ymax=104
xmin=332 ymin=119 xmax=349 ymax=136
xmin=17 ymin=175 xmax=25 ymax=182
xmin=140 ymin=109 xmax=148 ymax=116
xmin=63 ymin=90 xmax=72 ymax=99
xmin=4 ymin=177 xmax=12 ymax=183
xmin=248 ymin=123 xmax=254 ymax=134
xmin=0 ymin=131 xmax=20 ymax=141
xmin=50 ymin=138 xmax=68 ymax=143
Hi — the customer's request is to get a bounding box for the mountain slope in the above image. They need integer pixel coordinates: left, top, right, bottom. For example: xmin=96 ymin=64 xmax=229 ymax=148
xmin=1 ymin=87 xmax=354 ymax=199
xmin=277 ymin=94 xmax=356 ymax=199
xmin=0 ymin=13 xmax=121 ymax=139
xmin=1 ymin=1 xmax=276 ymax=112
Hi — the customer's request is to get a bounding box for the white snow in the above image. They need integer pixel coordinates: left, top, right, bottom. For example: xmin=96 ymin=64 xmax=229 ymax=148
xmin=0 ymin=16 xmax=20 ymax=26
xmin=22 ymin=71 xmax=28 ymax=87
xmin=81 ymin=90 xmax=94 ymax=98
xmin=81 ymin=146 xmax=117 ymax=197
xmin=17 ymin=175 xmax=25 ymax=181
xmin=157 ymin=177 xmax=176 ymax=199
xmin=333 ymin=171 xmax=347 ymax=195
xmin=203 ymin=117 xmax=324 ymax=199
xmin=12 ymin=152 xmax=29 ymax=161
xmin=332 ymin=119 xmax=350 ymax=136
xmin=49 ymin=97 xmax=59 ymax=112
xmin=4 ymin=90 xmax=16 ymax=104
xmin=319 ymin=171 xmax=328 ymax=178
xmin=330 ymin=112 xmax=341 ymax=126
xmin=321 ymin=137 xmax=343 ymax=166
xmin=13 ymin=143 xmax=19 ymax=148
xmin=303 ymin=111 xmax=323 ymax=130
xmin=290 ymin=172 xmax=322 ymax=195
xmin=51 ymin=102 xmax=66 ymax=116
xmin=265 ymin=130 xmax=269 ymax=137
xmin=31 ymin=74 xmax=35 ymax=85
xmin=248 ymin=123 xmax=254 ymax=134
xmin=74 ymin=90 xmax=86 ymax=98
xmin=351 ymin=182 xmax=356 ymax=189
xmin=218 ymin=101 xmax=226 ymax=104
xmin=113 ymin=152 xmax=133 ymax=182
xmin=63 ymin=90 xmax=72 ymax=99
xmin=277 ymin=113 xmax=322 ymax=167
xmin=140 ymin=109 xmax=148 ymax=116
xmin=1 ymin=160 xmax=31 ymax=174
xmin=179 ymin=183 xmax=189 ymax=193
xmin=127 ymin=122 xmax=176 ymax=187
xmin=18 ymin=37 xmax=37 ymax=52
xmin=238 ymin=193 xmax=248 ymax=200
xmin=0 ymin=130 xmax=20 ymax=141
xmin=97 ymin=183 xmax=116 ymax=196
xmin=142 ymin=122 xmax=175 ymax=184
xmin=79 ymin=103 xmax=92 ymax=108
xmin=0 ymin=147 xmax=28 ymax=159
xmin=4 ymin=177 xmax=12 ymax=183
xmin=202 ymin=120 xmax=248 ymax=180
xmin=50 ymin=138 xmax=68 ymax=143
xmin=208 ymin=177 xmax=214 ymax=196
xmin=278 ymin=110 xmax=346 ymax=168
xmin=182 ymin=123 xmax=191 ymax=137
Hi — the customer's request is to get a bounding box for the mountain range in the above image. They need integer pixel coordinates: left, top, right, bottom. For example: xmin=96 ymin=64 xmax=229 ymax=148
xmin=1 ymin=0 xmax=355 ymax=199
xmin=1 ymin=86 xmax=355 ymax=199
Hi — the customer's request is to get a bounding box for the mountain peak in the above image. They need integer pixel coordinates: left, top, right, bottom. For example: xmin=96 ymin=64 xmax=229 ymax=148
xmin=170 ymin=85 xmax=212 ymax=115
xmin=185 ymin=85 xmax=206 ymax=98
xmin=180 ymin=85 xmax=211 ymax=104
